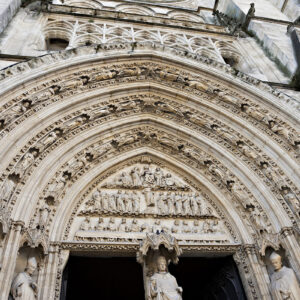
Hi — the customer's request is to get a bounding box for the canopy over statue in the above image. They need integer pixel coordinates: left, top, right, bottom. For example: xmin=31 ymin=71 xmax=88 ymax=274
xmin=137 ymin=232 xmax=183 ymax=300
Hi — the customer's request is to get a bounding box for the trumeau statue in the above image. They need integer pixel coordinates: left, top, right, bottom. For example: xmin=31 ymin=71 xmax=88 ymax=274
xmin=149 ymin=256 xmax=182 ymax=300
xmin=270 ymin=252 xmax=300 ymax=300
xmin=11 ymin=257 xmax=38 ymax=300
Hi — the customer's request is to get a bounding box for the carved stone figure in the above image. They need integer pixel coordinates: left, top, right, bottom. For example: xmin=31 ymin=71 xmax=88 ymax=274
xmin=189 ymin=193 xmax=198 ymax=216
xmin=108 ymin=218 xmax=117 ymax=231
xmin=92 ymin=190 xmax=102 ymax=210
xmin=141 ymin=222 xmax=150 ymax=233
xmin=165 ymin=174 xmax=175 ymax=187
xmin=241 ymin=104 xmax=268 ymax=123
xmin=130 ymin=219 xmax=140 ymax=232
xmin=96 ymin=217 xmax=105 ymax=231
xmin=61 ymin=76 xmax=89 ymax=91
xmin=281 ymin=188 xmax=300 ymax=214
xmin=101 ymin=193 xmax=109 ymax=211
xmin=119 ymin=218 xmax=128 ymax=232
xmin=66 ymin=156 xmax=87 ymax=175
xmin=211 ymin=124 xmax=239 ymax=143
xmin=132 ymin=191 xmax=139 ymax=213
xmin=119 ymin=172 xmax=132 ymax=186
xmin=182 ymin=220 xmax=191 ymax=233
xmin=131 ymin=167 xmax=142 ymax=186
xmin=80 ymin=217 xmax=92 ymax=231
xmin=182 ymin=194 xmax=191 ymax=215
xmin=11 ymin=257 xmax=38 ymax=300
xmin=167 ymin=192 xmax=175 ymax=215
xmin=205 ymin=161 xmax=225 ymax=180
xmin=87 ymin=105 xmax=115 ymax=120
xmin=248 ymin=206 xmax=271 ymax=233
xmin=261 ymin=162 xmax=284 ymax=187
xmin=108 ymin=194 xmax=116 ymax=211
xmin=270 ymin=252 xmax=300 ymax=300
xmin=92 ymin=70 xmax=117 ymax=82
xmin=1 ymin=100 xmax=31 ymax=126
xmin=154 ymin=168 xmax=164 ymax=186
xmin=144 ymin=188 xmax=155 ymax=207
xmin=62 ymin=115 xmax=88 ymax=132
xmin=38 ymin=129 xmax=61 ymax=150
xmin=149 ymin=256 xmax=182 ymax=300
xmin=158 ymin=193 xmax=167 ymax=215
xmin=116 ymin=191 xmax=125 ymax=211
xmin=30 ymin=85 xmax=60 ymax=104
xmin=227 ymin=181 xmax=253 ymax=208
xmin=38 ymin=203 xmax=51 ymax=230
xmin=1 ymin=178 xmax=16 ymax=202
xmin=237 ymin=141 xmax=259 ymax=160
xmin=124 ymin=192 xmax=133 ymax=212
xmin=187 ymin=80 xmax=209 ymax=92
xmin=216 ymin=91 xmax=239 ymax=105
xmin=193 ymin=220 xmax=199 ymax=233
xmin=171 ymin=220 xmax=180 ymax=234
xmin=116 ymin=100 xmax=140 ymax=112
xmin=152 ymin=220 xmax=161 ymax=234
xmin=269 ymin=121 xmax=296 ymax=144
xmin=14 ymin=149 xmax=38 ymax=177
xmin=174 ymin=193 xmax=182 ymax=215
xmin=185 ymin=112 xmax=207 ymax=127
xmin=46 ymin=173 xmax=69 ymax=201
xmin=142 ymin=166 xmax=155 ymax=185
xmin=202 ymin=219 xmax=218 ymax=233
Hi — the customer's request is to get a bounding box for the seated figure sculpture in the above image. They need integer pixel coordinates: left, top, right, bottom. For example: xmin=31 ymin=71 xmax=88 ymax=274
xmin=270 ymin=252 xmax=300 ymax=300
xmin=149 ymin=256 xmax=182 ymax=300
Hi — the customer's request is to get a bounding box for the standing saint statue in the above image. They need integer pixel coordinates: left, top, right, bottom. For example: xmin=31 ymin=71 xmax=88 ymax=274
xmin=149 ymin=256 xmax=182 ymax=300
xmin=11 ymin=257 xmax=38 ymax=300
xmin=270 ymin=252 xmax=300 ymax=300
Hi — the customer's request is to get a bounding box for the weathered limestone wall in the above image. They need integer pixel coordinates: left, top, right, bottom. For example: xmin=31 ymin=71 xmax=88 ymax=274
xmin=0 ymin=0 xmax=21 ymax=34
xmin=267 ymin=0 xmax=300 ymax=21
xmin=218 ymin=0 xmax=298 ymax=76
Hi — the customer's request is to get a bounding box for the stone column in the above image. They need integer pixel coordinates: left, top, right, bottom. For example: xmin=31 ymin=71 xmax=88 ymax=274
xmin=39 ymin=244 xmax=69 ymax=300
xmin=234 ymin=245 xmax=271 ymax=300
xmin=280 ymin=227 xmax=300 ymax=279
xmin=0 ymin=220 xmax=24 ymax=299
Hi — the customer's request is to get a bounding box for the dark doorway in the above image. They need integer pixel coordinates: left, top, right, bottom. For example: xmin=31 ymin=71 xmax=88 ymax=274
xmin=169 ymin=256 xmax=246 ymax=300
xmin=62 ymin=256 xmax=145 ymax=300
xmin=61 ymin=255 xmax=246 ymax=300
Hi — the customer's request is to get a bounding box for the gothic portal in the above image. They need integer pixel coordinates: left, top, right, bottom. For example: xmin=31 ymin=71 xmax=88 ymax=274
xmin=0 ymin=0 xmax=299 ymax=299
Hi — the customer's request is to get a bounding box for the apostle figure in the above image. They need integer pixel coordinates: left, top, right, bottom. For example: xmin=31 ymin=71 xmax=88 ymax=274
xmin=270 ymin=252 xmax=300 ymax=300
xmin=11 ymin=257 xmax=38 ymax=300
xmin=149 ymin=256 xmax=182 ymax=300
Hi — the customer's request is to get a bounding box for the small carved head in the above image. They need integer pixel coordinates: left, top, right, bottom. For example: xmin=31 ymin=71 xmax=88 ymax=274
xmin=26 ymin=257 xmax=38 ymax=275
xmin=157 ymin=256 xmax=168 ymax=272
xmin=174 ymin=220 xmax=180 ymax=226
xmin=270 ymin=252 xmax=282 ymax=271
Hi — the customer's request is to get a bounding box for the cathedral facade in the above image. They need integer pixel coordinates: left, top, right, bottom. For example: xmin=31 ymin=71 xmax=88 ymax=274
xmin=0 ymin=0 xmax=299 ymax=299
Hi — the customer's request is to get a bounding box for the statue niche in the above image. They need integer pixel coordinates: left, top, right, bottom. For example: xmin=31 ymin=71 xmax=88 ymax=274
xmin=137 ymin=232 xmax=183 ymax=300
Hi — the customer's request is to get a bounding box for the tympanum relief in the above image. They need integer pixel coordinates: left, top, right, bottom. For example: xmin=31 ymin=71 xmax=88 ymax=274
xmin=72 ymin=163 xmax=233 ymax=246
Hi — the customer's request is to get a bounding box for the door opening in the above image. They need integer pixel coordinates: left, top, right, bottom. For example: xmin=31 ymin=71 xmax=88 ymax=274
xmin=61 ymin=255 xmax=246 ymax=300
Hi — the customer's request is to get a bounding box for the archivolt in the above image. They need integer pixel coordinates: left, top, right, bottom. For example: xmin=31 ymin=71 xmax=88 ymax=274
xmin=0 ymin=45 xmax=299 ymax=253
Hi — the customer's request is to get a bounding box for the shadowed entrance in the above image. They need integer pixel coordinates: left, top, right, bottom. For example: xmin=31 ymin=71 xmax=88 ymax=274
xmin=61 ymin=255 xmax=246 ymax=300
xmin=62 ymin=256 xmax=145 ymax=300
xmin=169 ymin=256 xmax=246 ymax=300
